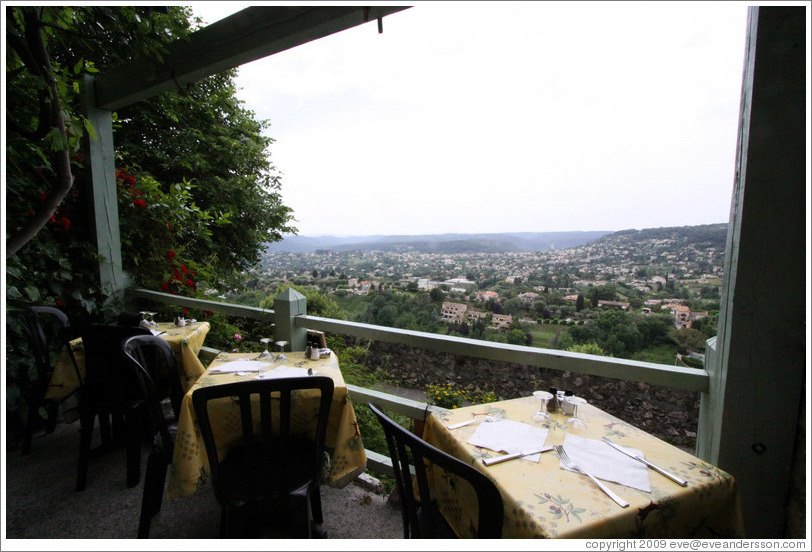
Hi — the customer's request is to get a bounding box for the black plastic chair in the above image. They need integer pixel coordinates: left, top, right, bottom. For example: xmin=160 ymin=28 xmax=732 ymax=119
xmin=74 ymin=324 xmax=152 ymax=491
xmin=122 ymin=335 xmax=182 ymax=538
xmin=192 ymin=376 xmax=334 ymax=538
xmin=368 ymin=402 xmax=503 ymax=538
xmin=12 ymin=306 xmax=75 ymax=454
xmin=115 ymin=310 xmax=145 ymax=327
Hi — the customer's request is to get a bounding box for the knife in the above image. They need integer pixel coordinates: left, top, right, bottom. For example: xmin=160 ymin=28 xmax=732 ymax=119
xmin=483 ymin=446 xmax=554 ymax=466
xmin=602 ymin=437 xmax=688 ymax=486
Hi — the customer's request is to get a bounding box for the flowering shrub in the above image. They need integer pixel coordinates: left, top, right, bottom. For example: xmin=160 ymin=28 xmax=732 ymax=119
xmin=116 ymin=167 xmax=228 ymax=294
xmin=427 ymin=382 xmax=466 ymax=409
xmin=426 ymin=382 xmax=502 ymax=409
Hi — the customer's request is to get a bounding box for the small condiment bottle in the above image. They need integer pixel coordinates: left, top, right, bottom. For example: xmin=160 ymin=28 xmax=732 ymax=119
xmin=547 ymin=388 xmax=559 ymax=412
xmin=562 ymin=390 xmax=575 ymax=415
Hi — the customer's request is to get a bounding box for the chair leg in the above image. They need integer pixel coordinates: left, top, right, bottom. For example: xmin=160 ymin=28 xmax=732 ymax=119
xmin=98 ymin=409 xmax=113 ymax=446
xmin=45 ymin=400 xmax=59 ymax=434
xmin=138 ymin=452 xmax=168 ymax=538
xmin=310 ymin=486 xmax=324 ymax=525
xmin=22 ymin=400 xmax=38 ymax=455
xmin=76 ymin=410 xmax=95 ymax=492
xmin=126 ymin=409 xmax=141 ymax=488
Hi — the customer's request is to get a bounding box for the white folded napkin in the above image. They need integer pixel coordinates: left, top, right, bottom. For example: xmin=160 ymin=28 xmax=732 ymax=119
xmin=208 ymin=360 xmax=272 ymax=374
xmin=467 ymin=420 xmax=549 ymax=462
xmin=562 ymin=433 xmax=651 ymax=492
xmin=255 ymin=365 xmax=312 ymax=379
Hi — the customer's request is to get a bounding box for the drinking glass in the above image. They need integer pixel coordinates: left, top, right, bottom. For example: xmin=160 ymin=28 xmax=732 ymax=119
xmin=530 ymin=390 xmax=553 ymax=423
xmin=255 ymin=337 xmax=273 ymax=360
xmin=275 ymin=340 xmax=289 ymax=361
xmin=563 ymin=396 xmax=588 ymax=431
xmin=142 ymin=311 xmax=158 ymax=328
xmin=139 ymin=311 xmax=151 ymax=329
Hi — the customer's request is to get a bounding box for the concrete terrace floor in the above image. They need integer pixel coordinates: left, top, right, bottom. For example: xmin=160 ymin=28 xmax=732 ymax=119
xmin=3 ymin=419 xmax=404 ymax=544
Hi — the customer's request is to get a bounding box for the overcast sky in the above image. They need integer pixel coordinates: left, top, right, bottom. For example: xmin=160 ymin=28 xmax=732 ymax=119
xmin=191 ymin=1 xmax=751 ymax=238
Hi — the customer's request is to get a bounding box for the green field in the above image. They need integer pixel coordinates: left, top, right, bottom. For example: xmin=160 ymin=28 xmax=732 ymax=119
xmin=528 ymin=323 xmax=569 ymax=348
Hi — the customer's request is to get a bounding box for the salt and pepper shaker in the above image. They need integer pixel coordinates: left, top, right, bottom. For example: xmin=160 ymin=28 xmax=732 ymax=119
xmin=561 ymin=390 xmax=575 ymax=415
xmin=174 ymin=315 xmax=185 ymax=327
xmin=547 ymin=388 xmax=559 ymax=413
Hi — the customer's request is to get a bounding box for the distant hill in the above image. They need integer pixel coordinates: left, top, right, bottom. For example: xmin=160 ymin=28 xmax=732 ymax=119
xmin=588 ymin=224 xmax=728 ymax=251
xmin=263 ymin=231 xmax=611 ymax=254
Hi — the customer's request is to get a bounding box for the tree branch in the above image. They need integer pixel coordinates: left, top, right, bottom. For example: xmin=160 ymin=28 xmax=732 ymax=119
xmin=6 ymin=10 xmax=75 ymax=259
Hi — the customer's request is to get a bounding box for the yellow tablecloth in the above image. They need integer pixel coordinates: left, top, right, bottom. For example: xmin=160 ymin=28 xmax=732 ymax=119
xmin=45 ymin=321 xmax=211 ymax=401
xmin=423 ymin=396 xmax=745 ymax=539
xmin=166 ymin=352 xmax=367 ymax=499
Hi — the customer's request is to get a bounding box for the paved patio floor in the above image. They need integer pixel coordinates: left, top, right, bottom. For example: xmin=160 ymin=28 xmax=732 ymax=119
xmin=4 ymin=419 xmax=403 ymax=544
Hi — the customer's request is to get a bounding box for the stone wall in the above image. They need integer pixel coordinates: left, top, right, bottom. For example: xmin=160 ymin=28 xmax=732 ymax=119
xmin=362 ymin=340 xmax=700 ymax=451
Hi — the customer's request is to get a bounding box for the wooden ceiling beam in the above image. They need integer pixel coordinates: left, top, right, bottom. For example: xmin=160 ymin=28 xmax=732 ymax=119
xmin=94 ymin=6 xmax=410 ymax=110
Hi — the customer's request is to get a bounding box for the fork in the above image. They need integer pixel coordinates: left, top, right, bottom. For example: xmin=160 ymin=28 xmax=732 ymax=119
xmin=446 ymin=409 xmax=504 ymax=429
xmin=555 ymin=445 xmax=629 ymax=508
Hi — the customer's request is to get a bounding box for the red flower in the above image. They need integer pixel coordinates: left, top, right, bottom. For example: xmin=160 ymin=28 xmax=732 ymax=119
xmin=133 ymin=199 xmax=147 ymax=208
xmin=185 ymin=279 xmax=195 ymax=288
xmin=181 ymin=265 xmax=189 ymax=274
xmin=56 ymin=217 xmax=71 ymax=230
xmin=182 ymin=308 xmax=189 ymax=316
xmin=38 ymin=192 xmax=48 ymax=202
xmin=166 ymin=250 xmax=176 ymax=261
xmin=159 ymin=281 xmax=169 ymax=291
xmin=56 ymin=299 xmax=64 ymax=307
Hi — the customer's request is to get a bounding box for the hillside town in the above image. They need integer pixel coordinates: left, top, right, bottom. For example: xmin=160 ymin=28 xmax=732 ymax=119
xmin=246 ymin=225 xmax=726 ymax=335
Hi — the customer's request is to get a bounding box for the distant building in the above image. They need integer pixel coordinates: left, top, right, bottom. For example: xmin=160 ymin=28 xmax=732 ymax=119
xmin=598 ymin=300 xmax=630 ymax=310
xmin=443 ymin=278 xmax=476 ymax=289
xmin=476 ymin=290 xmax=499 ymax=302
xmin=441 ymin=301 xmax=467 ymax=323
xmin=518 ymin=291 xmax=540 ymax=304
xmin=490 ymin=313 xmax=513 ymax=330
xmin=466 ymin=310 xmax=487 ymax=322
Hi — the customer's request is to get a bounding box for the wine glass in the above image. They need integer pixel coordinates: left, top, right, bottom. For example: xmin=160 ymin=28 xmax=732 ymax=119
xmin=139 ymin=311 xmax=151 ymax=329
xmin=142 ymin=311 xmax=158 ymax=328
xmin=530 ymin=390 xmax=553 ymax=423
xmin=255 ymin=338 xmax=273 ymax=360
xmin=275 ymin=340 xmax=289 ymax=361
xmin=563 ymin=396 xmax=588 ymax=431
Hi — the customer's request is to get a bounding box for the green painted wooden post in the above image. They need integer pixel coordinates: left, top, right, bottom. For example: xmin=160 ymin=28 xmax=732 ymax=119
xmin=696 ymin=7 xmax=806 ymax=538
xmin=273 ymin=288 xmax=308 ymax=351
xmin=81 ymin=75 xmax=126 ymax=297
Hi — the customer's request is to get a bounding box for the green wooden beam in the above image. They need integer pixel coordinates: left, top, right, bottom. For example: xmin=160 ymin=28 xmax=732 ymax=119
xmin=81 ymin=75 xmax=126 ymax=296
xmin=94 ymin=6 xmax=410 ymax=110
xmin=697 ymin=6 xmax=806 ymax=538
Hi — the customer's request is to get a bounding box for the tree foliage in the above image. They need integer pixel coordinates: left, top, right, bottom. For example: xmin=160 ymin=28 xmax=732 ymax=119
xmin=6 ymin=6 xmax=295 ymax=315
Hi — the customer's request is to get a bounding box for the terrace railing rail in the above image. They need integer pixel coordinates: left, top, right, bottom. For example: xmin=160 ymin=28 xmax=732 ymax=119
xmin=127 ymin=287 xmax=711 ymax=475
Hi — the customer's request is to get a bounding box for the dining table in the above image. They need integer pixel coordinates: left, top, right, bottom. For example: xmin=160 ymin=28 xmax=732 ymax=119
xmin=45 ymin=321 xmax=211 ymax=403
xmin=165 ymin=351 xmax=367 ymax=500
xmin=423 ymin=395 xmax=746 ymax=539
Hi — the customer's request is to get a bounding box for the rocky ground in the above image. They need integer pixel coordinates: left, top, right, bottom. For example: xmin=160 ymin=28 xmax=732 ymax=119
xmin=361 ymin=341 xmax=700 ymax=451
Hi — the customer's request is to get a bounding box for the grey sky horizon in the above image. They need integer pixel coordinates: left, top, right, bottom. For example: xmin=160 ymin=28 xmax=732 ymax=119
xmin=191 ymin=1 xmax=751 ymax=238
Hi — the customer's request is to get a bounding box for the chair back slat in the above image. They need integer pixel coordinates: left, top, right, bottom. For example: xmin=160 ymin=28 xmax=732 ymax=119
xmin=122 ymin=335 xmax=180 ymax=450
xmin=368 ymin=402 xmax=504 ymax=539
xmin=192 ymin=376 xmax=334 ymax=519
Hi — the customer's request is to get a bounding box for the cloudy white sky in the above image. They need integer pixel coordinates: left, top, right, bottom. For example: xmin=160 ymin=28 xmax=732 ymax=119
xmin=191 ymin=1 xmax=751 ymax=238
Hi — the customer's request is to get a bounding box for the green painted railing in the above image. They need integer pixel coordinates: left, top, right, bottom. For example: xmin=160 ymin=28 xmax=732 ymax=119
xmin=127 ymin=287 xmax=710 ymax=475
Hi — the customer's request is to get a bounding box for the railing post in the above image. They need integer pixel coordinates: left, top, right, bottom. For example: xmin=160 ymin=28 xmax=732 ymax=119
xmin=273 ymin=288 xmax=308 ymax=351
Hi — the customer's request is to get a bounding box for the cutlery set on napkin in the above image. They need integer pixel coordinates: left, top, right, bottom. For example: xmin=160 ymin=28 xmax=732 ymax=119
xmin=450 ymin=415 xmax=686 ymax=504
xmin=207 ymin=360 xmax=316 ymax=379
